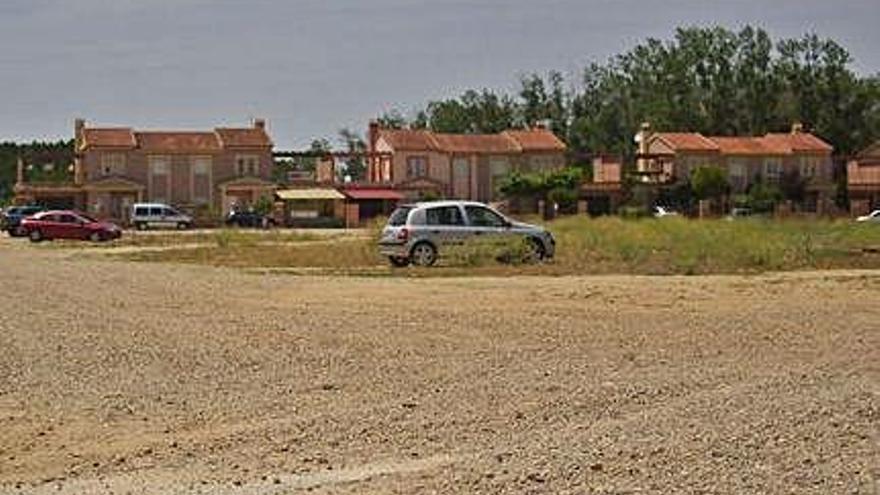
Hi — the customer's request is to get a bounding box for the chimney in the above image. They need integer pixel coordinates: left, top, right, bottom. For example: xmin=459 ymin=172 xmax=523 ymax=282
xmin=253 ymin=118 xmax=266 ymax=130
xmin=368 ymin=120 xmax=380 ymax=152
xmin=791 ymin=122 xmax=804 ymax=134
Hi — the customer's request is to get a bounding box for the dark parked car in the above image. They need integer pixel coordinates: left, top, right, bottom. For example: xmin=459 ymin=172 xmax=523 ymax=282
xmin=2 ymin=205 xmax=45 ymax=236
xmin=225 ymin=211 xmax=275 ymax=229
xmin=20 ymin=210 xmax=122 ymax=243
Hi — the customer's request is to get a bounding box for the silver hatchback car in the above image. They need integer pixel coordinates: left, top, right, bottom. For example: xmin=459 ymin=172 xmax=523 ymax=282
xmin=378 ymin=200 xmax=555 ymax=267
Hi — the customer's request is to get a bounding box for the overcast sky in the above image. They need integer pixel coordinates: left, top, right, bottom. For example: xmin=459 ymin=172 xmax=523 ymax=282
xmin=1 ymin=0 xmax=878 ymax=148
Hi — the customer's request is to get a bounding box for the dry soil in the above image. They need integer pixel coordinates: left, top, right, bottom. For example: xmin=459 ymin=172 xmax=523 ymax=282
xmin=0 ymin=238 xmax=877 ymax=494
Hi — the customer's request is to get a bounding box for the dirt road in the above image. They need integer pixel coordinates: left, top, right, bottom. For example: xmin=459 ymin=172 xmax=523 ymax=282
xmin=0 ymin=241 xmax=877 ymax=493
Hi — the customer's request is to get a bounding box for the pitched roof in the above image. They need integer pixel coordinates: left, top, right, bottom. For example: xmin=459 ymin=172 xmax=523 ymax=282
xmin=432 ymin=133 xmax=519 ymax=154
xmin=378 ymin=130 xmax=441 ymax=151
xmin=711 ymin=137 xmax=776 ymax=155
xmin=653 ymin=130 xmax=832 ymax=155
xmin=653 ymin=133 xmax=720 ymax=152
xmin=377 ymin=128 xmax=566 ymax=154
xmin=78 ymin=121 xmax=272 ymax=151
xmin=215 ymin=127 xmax=273 ymax=148
xmin=135 ymin=132 xmax=221 ymax=152
xmin=502 ymin=129 xmax=567 ymax=152
xmin=81 ymin=128 xmax=137 ymax=149
xmin=762 ymin=133 xmax=833 ymax=153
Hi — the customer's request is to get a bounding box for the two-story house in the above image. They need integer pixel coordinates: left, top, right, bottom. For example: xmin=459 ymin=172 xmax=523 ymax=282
xmin=15 ymin=119 xmax=275 ymax=221
xmin=366 ymin=122 xmax=567 ymax=202
xmin=847 ymin=141 xmax=880 ymax=214
xmin=636 ymin=123 xmax=834 ymax=211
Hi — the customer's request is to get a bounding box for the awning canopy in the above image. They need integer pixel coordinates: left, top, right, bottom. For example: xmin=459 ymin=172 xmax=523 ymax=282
xmin=343 ymin=188 xmax=404 ymax=200
xmin=276 ymin=188 xmax=345 ymax=200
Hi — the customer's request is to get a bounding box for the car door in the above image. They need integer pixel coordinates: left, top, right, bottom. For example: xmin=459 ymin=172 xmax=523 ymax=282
xmin=463 ymin=205 xmax=511 ymax=246
xmin=56 ymin=214 xmax=82 ymax=239
xmin=424 ymin=205 xmax=467 ymax=249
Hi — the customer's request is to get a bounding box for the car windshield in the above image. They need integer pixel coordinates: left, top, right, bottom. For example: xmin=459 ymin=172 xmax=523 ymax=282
xmin=78 ymin=213 xmax=98 ymax=223
xmin=387 ymin=207 xmax=412 ymax=226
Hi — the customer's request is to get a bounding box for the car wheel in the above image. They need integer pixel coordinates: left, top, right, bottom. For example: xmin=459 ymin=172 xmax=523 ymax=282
xmin=410 ymin=242 xmax=437 ymax=267
xmin=522 ymin=237 xmax=546 ymax=263
xmin=177 ymin=222 xmax=190 ymax=230
xmin=28 ymin=229 xmax=43 ymax=243
xmin=388 ymin=256 xmax=410 ymax=268
xmin=13 ymin=226 xmax=27 ymax=237
xmin=89 ymin=231 xmax=104 ymax=243
xmin=135 ymin=222 xmax=147 ymax=231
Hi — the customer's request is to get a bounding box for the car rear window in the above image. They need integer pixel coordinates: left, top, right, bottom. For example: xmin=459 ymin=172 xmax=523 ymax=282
xmin=387 ymin=207 xmax=412 ymax=227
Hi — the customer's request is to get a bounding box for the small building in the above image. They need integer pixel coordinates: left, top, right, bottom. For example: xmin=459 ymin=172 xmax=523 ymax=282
xmin=365 ymin=123 xmax=567 ymax=202
xmin=275 ymin=187 xmax=347 ymax=227
xmin=580 ymin=156 xmax=624 ymax=216
xmin=14 ymin=118 xmax=276 ymax=223
xmin=635 ymin=122 xmax=835 ymax=212
xmin=847 ymin=141 xmax=880 ymax=214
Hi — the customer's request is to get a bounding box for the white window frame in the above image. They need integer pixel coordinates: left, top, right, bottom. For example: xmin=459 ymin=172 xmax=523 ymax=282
xmin=764 ymin=158 xmax=783 ymax=181
xmin=235 ymin=154 xmax=260 ymax=177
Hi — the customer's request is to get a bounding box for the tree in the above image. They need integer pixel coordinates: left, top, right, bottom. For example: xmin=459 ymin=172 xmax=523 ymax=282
xmin=690 ymin=166 xmax=729 ymax=200
xmin=337 ymin=128 xmax=367 ymax=181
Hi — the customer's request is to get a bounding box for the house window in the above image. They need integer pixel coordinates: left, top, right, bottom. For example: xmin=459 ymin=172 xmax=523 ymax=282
xmin=764 ymin=158 xmax=782 ymax=181
xmin=191 ymin=156 xmax=212 ymax=204
xmin=100 ymin=153 xmax=126 ymax=177
xmin=148 ymin=156 xmax=171 ymax=204
xmin=799 ymin=156 xmax=821 ymax=179
xmin=406 ymin=156 xmax=428 ymax=178
xmin=235 ymin=155 xmax=260 ymax=177
xmin=489 ymin=157 xmax=510 ymax=197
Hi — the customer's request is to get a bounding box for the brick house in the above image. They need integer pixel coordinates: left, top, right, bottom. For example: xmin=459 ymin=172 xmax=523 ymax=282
xmin=366 ymin=123 xmax=567 ymax=202
xmin=847 ymin=141 xmax=880 ymax=214
xmin=636 ymin=123 xmax=835 ymax=211
xmin=15 ymin=119 xmax=275 ymax=222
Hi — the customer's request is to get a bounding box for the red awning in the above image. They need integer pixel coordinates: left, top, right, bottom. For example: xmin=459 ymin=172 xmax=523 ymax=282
xmin=343 ymin=188 xmax=404 ymax=200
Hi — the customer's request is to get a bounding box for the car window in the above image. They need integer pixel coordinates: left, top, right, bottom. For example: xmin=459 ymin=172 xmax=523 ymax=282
xmin=465 ymin=206 xmax=507 ymax=228
xmin=426 ymin=206 xmax=464 ymax=226
xmin=59 ymin=214 xmax=79 ymax=224
xmin=388 ymin=207 xmax=412 ymax=227
xmin=135 ymin=207 xmax=148 ymax=216
xmin=149 ymin=207 xmax=163 ymax=216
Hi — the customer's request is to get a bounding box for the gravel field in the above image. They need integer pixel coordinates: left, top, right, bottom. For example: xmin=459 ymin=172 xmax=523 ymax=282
xmin=0 ymin=238 xmax=878 ymax=494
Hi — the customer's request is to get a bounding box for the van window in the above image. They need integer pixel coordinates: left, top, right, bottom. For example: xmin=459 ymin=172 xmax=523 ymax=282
xmin=163 ymin=207 xmax=178 ymax=216
xmin=134 ymin=207 xmax=148 ymax=216
xmin=149 ymin=207 xmax=163 ymax=216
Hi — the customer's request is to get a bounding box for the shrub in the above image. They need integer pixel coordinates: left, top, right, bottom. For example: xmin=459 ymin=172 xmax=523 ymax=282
xmin=691 ymin=166 xmax=729 ymax=200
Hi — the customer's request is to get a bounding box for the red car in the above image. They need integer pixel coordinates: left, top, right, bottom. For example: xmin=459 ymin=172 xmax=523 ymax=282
xmin=21 ymin=210 xmax=123 ymax=243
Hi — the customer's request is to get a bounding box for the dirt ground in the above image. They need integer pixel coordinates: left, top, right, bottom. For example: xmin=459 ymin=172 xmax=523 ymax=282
xmin=0 ymin=237 xmax=878 ymax=494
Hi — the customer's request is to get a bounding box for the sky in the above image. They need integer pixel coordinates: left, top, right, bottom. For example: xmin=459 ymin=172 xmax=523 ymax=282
xmin=1 ymin=0 xmax=878 ymax=148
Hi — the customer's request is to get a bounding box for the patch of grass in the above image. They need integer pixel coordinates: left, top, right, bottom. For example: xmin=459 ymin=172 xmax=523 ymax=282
xmin=114 ymin=217 xmax=880 ymax=276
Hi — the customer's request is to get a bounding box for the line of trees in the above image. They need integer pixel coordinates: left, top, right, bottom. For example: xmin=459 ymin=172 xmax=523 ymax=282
xmin=376 ymin=26 xmax=879 ymax=161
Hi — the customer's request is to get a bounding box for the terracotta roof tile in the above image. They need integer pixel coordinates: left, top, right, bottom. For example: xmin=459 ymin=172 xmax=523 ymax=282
xmin=81 ymin=128 xmax=136 ymax=149
xmin=378 ymin=130 xmax=441 ymax=151
xmin=135 ymin=132 xmax=221 ymax=152
xmin=432 ymin=133 xmax=520 ymax=154
xmin=711 ymin=136 xmax=776 ymax=155
xmin=762 ymin=133 xmax=832 ymax=153
xmin=378 ymin=128 xmax=566 ymax=154
xmin=215 ymin=128 xmax=273 ymax=148
xmin=653 ymin=133 xmax=719 ymax=152
xmin=502 ymin=129 xmax=567 ymax=152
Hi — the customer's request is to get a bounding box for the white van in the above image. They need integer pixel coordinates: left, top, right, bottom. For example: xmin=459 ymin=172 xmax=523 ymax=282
xmin=131 ymin=203 xmax=193 ymax=230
